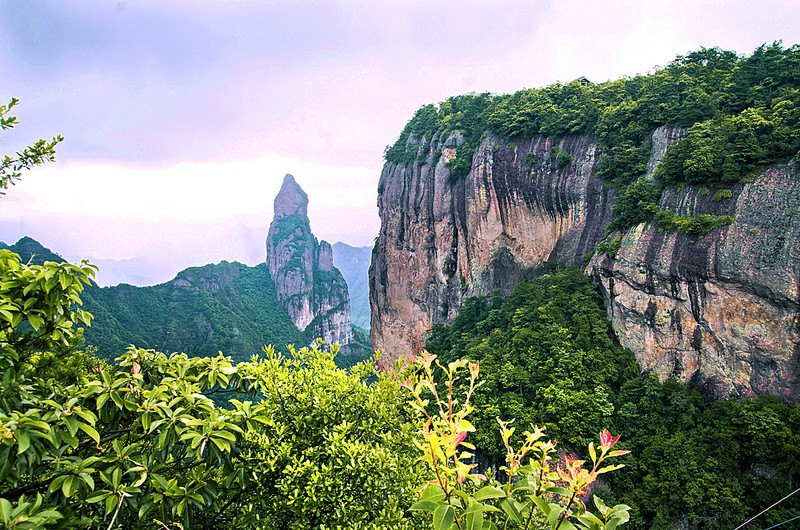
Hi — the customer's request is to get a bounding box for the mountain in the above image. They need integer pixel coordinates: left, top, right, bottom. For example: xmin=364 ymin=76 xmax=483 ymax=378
xmin=370 ymin=44 xmax=800 ymax=401
xmin=3 ymin=217 xmax=369 ymax=365
xmin=332 ymin=242 xmax=372 ymax=329
xmin=265 ymin=174 xmax=355 ymax=350
xmin=2 ymin=236 xmax=64 ymax=264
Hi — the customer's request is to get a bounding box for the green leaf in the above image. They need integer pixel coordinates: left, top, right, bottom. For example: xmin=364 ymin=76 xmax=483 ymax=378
xmin=466 ymin=509 xmax=484 ymax=530
xmin=105 ymin=494 xmax=117 ymax=515
xmin=79 ymin=423 xmax=100 ymax=444
xmin=64 ymin=415 xmax=78 ymax=437
xmin=419 ymin=484 xmax=446 ymax=502
xmin=49 ymin=475 xmax=66 ymax=493
xmin=85 ymin=491 xmax=109 ymax=503
xmin=433 ymin=504 xmax=454 ymax=530
xmin=499 ymin=498 xmax=523 ymax=524
xmin=410 ymin=500 xmax=440 ymax=512
xmin=28 ymin=313 xmax=43 ymax=331
xmin=62 ymin=475 xmax=77 ymax=498
xmin=0 ymin=498 xmax=12 ymax=522
xmin=473 ymin=485 xmax=506 ymax=501
xmin=80 ymin=473 xmax=95 ymax=491
xmin=16 ymin=429 xmax=30 ymax=454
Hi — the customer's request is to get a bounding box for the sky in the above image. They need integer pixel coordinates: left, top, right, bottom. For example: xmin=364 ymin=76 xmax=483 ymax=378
xmin=1 ymin=0 xmax=799 ymax=285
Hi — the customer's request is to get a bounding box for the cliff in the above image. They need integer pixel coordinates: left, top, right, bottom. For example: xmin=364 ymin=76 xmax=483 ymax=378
xmin=266 ymin=174 xmax=354 ymax=348
xmin=369 ymin=128 xmax=800 ymax=401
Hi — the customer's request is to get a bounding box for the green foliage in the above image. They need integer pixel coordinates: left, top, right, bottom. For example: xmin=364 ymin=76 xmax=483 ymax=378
xmin=606 ymin=178 xmax=661 ymax=233
xmin=523 ymin=152 xmax=537 ymax=170
xmin=597 ymin=141 xmax=651 ymax=188
xmin=384 ymin=44 xmax=800 ymax=235
xmin=426 ymin=267 xmax=639 ymax=455
xmin=712 ymin=188 xmax=733 ymax=201
xmin=403 ymin=353 xmax=630 ymax=530
xmin=224 ymin=343 xmax=424 ymax=529
xmin=654 ymin=211 xmax=734 ymax=236
xmin=0 ymin=249 xmax=424 ymax=528
xmin=80 ymin=262 xmax=306 ymax=365
xmin=556 ymin=151 xmax=574 ymax=172
xmin=425 ymin=267 xmax=800 ymax=529
xmin=0 ymin=98 xmax=63 ymax=195
xmin=596 ymin=235 xmax=623 ymax=259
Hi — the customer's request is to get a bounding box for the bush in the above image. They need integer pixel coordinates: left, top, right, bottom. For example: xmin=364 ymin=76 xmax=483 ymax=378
xmin=556 ymin=150 xmax=575 ymax=171
xmin=0 ymin=250 xmax=424 ymax=529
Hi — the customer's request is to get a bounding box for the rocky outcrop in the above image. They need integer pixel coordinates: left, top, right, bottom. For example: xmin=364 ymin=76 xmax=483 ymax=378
xmin=369 ymin=128 xmax=800 ymax=401
xmin=266 ymin=174 xmax=354 ymax=347
xmin=588 ymin=158 xmax=800 ymax=400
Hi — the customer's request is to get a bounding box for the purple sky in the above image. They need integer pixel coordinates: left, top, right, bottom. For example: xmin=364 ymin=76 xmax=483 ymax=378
xmin=2 ymin=0 xmax=799 ymax=285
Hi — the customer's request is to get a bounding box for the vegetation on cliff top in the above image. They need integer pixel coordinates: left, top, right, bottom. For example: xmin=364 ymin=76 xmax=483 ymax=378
xmin=385 ymin=43 xmax=800 ymax=237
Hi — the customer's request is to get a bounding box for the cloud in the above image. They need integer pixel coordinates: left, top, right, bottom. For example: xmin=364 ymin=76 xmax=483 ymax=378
xmin=1 ymin=0 xmax=799 ymax=280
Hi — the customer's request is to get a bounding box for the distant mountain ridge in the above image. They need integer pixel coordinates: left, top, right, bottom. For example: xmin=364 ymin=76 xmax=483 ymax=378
xmin=332 ymin=242 xmax=372 ymax=329
xmin=3 ymin=223 xmax=372 ymax=366
xmin=2 ymin=237 xmax=303 ymax=363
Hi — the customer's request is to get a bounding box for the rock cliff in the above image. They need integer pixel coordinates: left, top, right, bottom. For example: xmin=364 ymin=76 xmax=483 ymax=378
xmin=369 ymin=129 xmax=800 ymax=401
xmin=266 ymin=174 xmax=354 ymax=347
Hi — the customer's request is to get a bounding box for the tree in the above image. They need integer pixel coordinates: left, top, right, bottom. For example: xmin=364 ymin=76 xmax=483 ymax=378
xmin=0 ymin=247 xmax=424 ymax=529
xmin=0 ymin=98 xmax=62 ymax=195
xmin=0 ymin=100 xmax=424 ymax=528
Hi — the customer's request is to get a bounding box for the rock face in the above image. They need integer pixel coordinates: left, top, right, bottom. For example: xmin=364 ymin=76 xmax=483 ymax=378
xmin=369 ymin=129 xmax=800 ymax=401
xmin=266 ymin=174 xmax=354 ymax=347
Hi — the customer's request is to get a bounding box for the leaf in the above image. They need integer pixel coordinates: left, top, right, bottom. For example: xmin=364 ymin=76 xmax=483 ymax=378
xmin=410 ymin=500 xmax=439 ymax=512
xmin=466 ymin=509 xmax=484 ymax=530
xmin=64 ymin=415 xmax=78 ymax=437
xmin=85 ymin=491 xmax=109 ymax=503
xmin=79 ymin=423 xmax=100 ymax=444
xmin=28 ymin=313 xmax=43 ymax=331
xmin=464 ymin=502 xmax=501 ymax=514
xmin=530 ymin=495 xmax=550 ymax=516
xmin=499 ymin=497 xmax=523 ymax=524
xmin=473 ymin=485 xmax=506 ymax=501
xmin=545 ymin=486 xmax=572 ymax=497
xmin=49 ymin=475 xmax=66 ymax=493
xmin=62 ymin=475 xmax=77 ymax=498
xmin=80 ymin=473 xmax=95 ymax=491
xmin=16 ymin=429 xmax=30 ymax=454
xmin=433 ymin=504 xmax=455 ymax=530
xmin=105 ymin=494 xmax=117 ymax=515
xmin=596 ymin=464 xmax=624 ymax=474
xmin=96 ymin=392 xmax=109 ymax=411
xmin=548 ymin=505 xmax=562 ymax=528
xmin=419 ymin=484 xmax=446 ymax=502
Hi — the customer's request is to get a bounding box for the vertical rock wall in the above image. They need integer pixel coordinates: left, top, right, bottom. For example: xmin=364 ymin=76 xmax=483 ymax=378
xmin=370 ymin=129 xmax=800 ymax=400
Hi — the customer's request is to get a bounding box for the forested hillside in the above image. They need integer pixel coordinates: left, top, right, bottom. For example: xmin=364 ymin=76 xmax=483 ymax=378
xmin=426 ymin=266 xmax=800 ymax=529
xmin=81 ymin=262 xmax=304 ymax=364
xmin=3 ymin=237 xmax=304 ymax=363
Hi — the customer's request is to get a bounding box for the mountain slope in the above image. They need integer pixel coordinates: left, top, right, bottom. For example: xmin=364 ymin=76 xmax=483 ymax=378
xmin=2 ymin=237 xmax=305 ymax=363
xmin=81 ymin=261 xmax=304 ymax=363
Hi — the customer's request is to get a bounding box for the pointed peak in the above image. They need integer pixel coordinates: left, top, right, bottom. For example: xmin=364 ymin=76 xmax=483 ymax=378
xmin=274 ymin=174 xmax=309 ymax=219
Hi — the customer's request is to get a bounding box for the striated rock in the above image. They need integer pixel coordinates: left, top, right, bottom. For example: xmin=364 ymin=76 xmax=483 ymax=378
xmin=588 ymin=158 xmax=800 ymax=400
xmin=266 ymin=174 xmax=354 ymax=347
xmin=370 ymin=130 xmax=614 ymax=368
xmin=370 ymin=127 xmax=800 ymax=400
